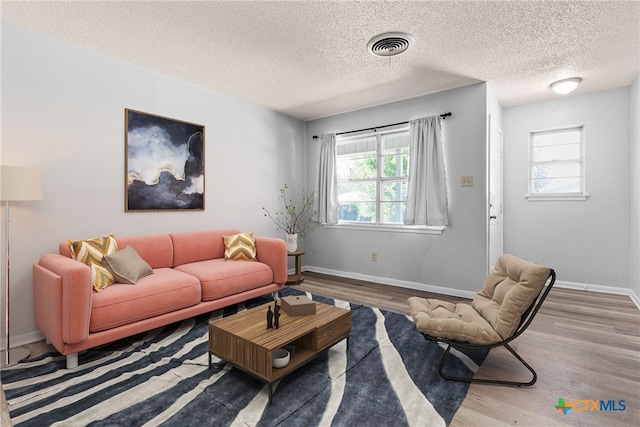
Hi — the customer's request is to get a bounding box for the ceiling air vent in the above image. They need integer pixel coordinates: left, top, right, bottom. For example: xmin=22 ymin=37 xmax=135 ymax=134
xmin=367 ymin=32 xmax=415 ymax=57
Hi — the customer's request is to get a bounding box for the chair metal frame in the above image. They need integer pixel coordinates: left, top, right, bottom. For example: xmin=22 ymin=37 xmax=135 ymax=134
xmin=421 ymin=269 xmax=556 ymax=387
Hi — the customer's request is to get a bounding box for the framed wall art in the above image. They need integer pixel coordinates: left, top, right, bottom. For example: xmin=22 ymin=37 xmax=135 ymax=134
xmin=125 ymin=109 xmax=205 ymax=211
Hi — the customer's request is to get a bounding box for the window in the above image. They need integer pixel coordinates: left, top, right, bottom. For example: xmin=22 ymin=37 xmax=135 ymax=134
xmin=528 ymin=125 xmax=587 ymax=200
xmin=336 ymin=128 xmax=409 ymax=224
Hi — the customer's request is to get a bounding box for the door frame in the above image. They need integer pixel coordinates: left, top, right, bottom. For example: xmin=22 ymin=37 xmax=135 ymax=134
xmin=487 ymin=115 xmax=504 ymax=272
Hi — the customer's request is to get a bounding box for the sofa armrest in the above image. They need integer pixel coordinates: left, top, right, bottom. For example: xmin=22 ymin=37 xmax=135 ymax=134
xmin=35 ymin=254 xmax=92 ymax=346
xmin=254 ymin=237 xmax=288 ymax=285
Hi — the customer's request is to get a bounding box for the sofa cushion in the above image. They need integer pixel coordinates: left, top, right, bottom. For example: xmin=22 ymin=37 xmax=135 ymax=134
xmin=67 ymin=233 xmax=118 ymax=292
xmin=175 ymin=258 xmax=273 ymax=301
xmin=115 ymin=234 xmax=174 ymax=269
xmin=90 ymin=268 xmax=201 ymax=333
xmin=170 ymin=229 xmax=240 ymax=267
xmin=103 ymin=246 xmax=154 ymax=284
xmin=223 ymin=231 xmax=257 ymax=260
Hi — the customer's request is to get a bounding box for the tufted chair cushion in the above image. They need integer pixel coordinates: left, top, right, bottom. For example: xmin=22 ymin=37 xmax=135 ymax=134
xmin=408 ymin=254 xmax=550 ymax=345
xmin=408 ymin=297 xmax=503 ymax=345
xmin=472 ymin=254 xmax=550 ymax=340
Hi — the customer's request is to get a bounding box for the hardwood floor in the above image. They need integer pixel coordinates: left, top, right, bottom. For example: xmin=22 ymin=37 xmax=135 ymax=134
xmin=2 ymin=271 xmax=639 ymax=426
xmin=298 ymin=273 xmax=640 ymax=427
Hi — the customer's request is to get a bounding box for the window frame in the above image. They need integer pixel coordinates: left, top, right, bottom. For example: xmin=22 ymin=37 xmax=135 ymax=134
xmin=332 ymin=125 xmax=444 ymax=234
xmin=526 ymin=125 xmax=588 ymax=201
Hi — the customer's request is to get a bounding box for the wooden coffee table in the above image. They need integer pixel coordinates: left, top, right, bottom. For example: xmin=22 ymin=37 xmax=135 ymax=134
xmin=208 ymin=300 xmax=351 ymax=402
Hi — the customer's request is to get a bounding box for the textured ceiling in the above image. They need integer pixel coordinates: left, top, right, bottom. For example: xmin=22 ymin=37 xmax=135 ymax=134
xmin=2 ymin=1 xmax=639 ymax=121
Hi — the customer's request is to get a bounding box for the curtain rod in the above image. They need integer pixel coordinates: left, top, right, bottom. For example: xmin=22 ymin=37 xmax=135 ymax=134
xmin=312 ymin=112 xmax=451 ymax=139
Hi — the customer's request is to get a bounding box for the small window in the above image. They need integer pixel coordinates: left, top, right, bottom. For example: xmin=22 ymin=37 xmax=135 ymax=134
xmin=336 ymin=128 xmax=410 ymax=224
xmin=528 ymin=126 xmax=587 ymax=200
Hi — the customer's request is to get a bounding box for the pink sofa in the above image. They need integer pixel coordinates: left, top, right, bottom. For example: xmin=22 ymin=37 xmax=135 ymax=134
xmin=32 ymin=229 xmax=287 ymax=368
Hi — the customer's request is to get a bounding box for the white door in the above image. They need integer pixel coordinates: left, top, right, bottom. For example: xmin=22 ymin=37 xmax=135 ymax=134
xmin=488 ymin=116 xmax=504 ymax=272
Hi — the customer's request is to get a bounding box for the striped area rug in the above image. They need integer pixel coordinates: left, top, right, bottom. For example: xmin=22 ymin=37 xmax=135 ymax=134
xmin=1 ymin=288 xmax=487 ymax=426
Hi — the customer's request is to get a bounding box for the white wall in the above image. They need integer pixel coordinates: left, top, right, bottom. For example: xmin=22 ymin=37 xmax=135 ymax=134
xmin=3 ymin=23 xmax=636 ymax=349
xmin=304 ymin=84 xmax=488 ymax=295
xmin=1 ymin=23 xmax=306 ymax=345
xmin=631 ymin=74 xmax=640 ymax=298
xmin=503 ymin=88 xmax=632 ymax=290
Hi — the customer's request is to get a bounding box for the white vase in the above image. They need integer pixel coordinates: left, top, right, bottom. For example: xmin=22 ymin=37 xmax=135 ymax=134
xmin=286 ymin=233 xmax=298 ymax=252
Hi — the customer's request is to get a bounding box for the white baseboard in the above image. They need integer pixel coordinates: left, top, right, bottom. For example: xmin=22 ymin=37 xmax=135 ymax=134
xmin=304 ymin=265 xmax=640 ymax=310
xmin=1 ymin=330 xmax=45 ymax=351
xmin=11 ymin=268 xmax=638 ymax=349
xmin=305 ymin=265 xmax=477 ymax=300
xmin=554 ymin=279 xmax=640 ymax=309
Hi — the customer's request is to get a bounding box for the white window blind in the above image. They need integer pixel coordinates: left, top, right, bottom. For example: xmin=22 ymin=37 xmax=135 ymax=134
xmin=528 ymin=125 xmax=587 ymax=200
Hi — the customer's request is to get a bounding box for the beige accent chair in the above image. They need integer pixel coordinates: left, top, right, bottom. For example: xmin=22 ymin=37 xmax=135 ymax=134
xmin=407 ymin=254 xmax=555 ymax=386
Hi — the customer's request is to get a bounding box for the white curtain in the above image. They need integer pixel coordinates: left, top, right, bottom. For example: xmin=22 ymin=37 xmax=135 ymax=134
xmin=316 ymin=133 xmax=338 ymax=224
xmin=405 ymin=116 xmax=449 ymax=226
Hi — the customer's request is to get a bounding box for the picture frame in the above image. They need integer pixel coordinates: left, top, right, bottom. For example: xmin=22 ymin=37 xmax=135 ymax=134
xmin=125 ymin=109 xmax=205 ymax=212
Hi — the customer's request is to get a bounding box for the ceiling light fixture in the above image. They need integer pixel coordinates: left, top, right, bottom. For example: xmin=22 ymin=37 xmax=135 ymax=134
xmin=367 ymin=32 xmax=414 ymax=57
xmin=550 ymin=77 xmax=582 ymax=95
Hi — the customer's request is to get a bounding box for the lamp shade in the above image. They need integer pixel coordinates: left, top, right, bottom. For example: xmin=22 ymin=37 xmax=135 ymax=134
xmin=1 ymin=165 xmax=44 ymax=201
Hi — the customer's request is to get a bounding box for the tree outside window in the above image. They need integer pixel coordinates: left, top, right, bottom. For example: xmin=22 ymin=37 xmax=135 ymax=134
xmin=336 ymin=129 xmax=409 ymax=224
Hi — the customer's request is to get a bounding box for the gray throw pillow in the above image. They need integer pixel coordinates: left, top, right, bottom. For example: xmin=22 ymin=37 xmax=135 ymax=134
xmin=103 ymin=246 xmax=153 ymax=284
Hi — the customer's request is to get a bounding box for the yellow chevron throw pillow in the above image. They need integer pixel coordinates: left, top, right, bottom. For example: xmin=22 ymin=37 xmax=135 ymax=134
xmin=223 ymin=231 xmax=257 ymax=261
xmin=68 ymin=233 xmax=118 ymax=291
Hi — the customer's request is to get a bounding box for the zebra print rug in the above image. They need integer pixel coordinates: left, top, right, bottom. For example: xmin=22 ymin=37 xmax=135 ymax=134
xmin=1 ymin=287 xmax=488 ymax=426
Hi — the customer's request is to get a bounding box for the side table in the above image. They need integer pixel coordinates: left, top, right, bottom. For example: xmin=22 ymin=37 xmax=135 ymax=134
xmin=287 ymin=250 xmax=304 ymax=285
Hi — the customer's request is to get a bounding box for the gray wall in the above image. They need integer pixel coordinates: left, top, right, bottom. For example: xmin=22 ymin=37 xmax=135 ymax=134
xmin=2 ymin=22 xmax=638 ymax=347
xmin=1 ymin=23 xmax=306 ymax=344
xmin=304 ymin=84 xmax=489 ymax=296
xmin=304 ymin=83 xmax=638 ymax=299
xmin=503 ymin=88 xmax=632 ymax=290
xmin=631 ymin=75 xmax=640 ymax=298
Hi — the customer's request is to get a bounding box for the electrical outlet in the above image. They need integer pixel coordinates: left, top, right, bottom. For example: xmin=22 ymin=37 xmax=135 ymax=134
xmin=461 ymin=176 xmax=473 ymax=187
xmin=371 ymin=252 xmax=377 ymax=262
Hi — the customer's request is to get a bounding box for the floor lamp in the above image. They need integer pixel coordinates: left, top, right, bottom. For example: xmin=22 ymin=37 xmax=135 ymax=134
xmin=1 ymin=165 xmax=44 ymax=366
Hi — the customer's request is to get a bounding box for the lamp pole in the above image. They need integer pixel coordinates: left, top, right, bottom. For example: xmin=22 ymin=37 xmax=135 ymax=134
xmin=4 ymin=201 xmax=30 ymax=365
xmin=1 ymin=165 xmax=44 ymax=366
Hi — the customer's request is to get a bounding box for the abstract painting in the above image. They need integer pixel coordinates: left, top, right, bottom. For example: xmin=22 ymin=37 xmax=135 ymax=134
xmin=125 ymin=109 xmax=204 ymax=211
